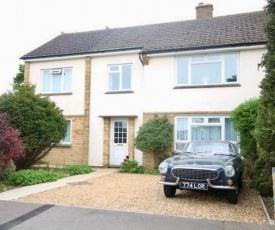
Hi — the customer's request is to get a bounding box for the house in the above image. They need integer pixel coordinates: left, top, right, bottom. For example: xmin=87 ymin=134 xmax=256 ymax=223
xmin=21 ymin=3 xmax=267 ymax=169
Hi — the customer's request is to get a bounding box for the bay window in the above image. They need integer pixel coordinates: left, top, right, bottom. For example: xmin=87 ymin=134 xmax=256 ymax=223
xmin=175 ymin=116 xmax=237 ymax=151
xmin=176 ymin=53 xmax=238 ymax=86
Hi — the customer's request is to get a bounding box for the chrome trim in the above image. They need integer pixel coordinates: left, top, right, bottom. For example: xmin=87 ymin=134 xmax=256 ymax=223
xmin=207 ymin=179 xmax=237 ymax=190
xmin=171 ymin=166 xmax=219 ymax=181
xmin=158 ymin=177 xmax=179 ymax=186
xmin=172 ymin=165 xmax=218 ymax=171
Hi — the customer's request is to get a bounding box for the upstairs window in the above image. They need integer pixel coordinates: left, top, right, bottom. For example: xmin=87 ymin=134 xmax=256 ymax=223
xmin=176 ymin=53 xmax=238 ymax=86
xmin=108 ymin=64 xmax=132 ymax=91
xmin=41 ymin=68 xmax=72 ymax=93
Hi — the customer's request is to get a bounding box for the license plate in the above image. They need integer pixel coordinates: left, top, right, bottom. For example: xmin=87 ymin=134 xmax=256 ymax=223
xmin=180 ymin=182 xmax=208 ymax=190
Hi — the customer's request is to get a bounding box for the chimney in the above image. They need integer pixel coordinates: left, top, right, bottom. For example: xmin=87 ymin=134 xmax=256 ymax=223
xmin=196 ymin=3 xmax=213 ymax=19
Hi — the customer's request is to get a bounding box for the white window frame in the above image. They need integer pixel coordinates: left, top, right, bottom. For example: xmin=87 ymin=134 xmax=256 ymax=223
xmin=174 ymin=116 xmax=238 ymax=151
xmin=60 ymin=119 xmax=72 ymax=145
xmin=41 ymin=67 xmax=73 ymax=94
xmin=175 ymin=52 xmax=239 ymax=86
xmin=107 ymin=64 xmax=132 ymax=92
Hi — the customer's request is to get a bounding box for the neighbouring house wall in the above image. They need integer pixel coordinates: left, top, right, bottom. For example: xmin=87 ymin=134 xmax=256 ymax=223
xmin=27 ymin=58 xmax=88 ymax=167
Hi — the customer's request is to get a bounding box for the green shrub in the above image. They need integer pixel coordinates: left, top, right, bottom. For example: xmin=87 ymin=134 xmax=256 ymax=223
xmin=64 ymin=165 xmax=92 ymax=176
xmin=7 ymin=169 xmax=59 ymax=186
xmin=120 ymin=157 xmax=145 ymax=174
xmin=0 ymin=160 xmax=16 ymax=181
xmin=134 ymin=115 xmax=173 ymax=169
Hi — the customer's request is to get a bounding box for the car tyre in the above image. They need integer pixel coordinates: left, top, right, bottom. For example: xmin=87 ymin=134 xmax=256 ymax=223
xmin=238 ymin=175 xmax=243 ymax=189
xmin=163 ymin=185 xmax=176 ymax=198
xmin=227 ymin=189 xmax=238 ymax=204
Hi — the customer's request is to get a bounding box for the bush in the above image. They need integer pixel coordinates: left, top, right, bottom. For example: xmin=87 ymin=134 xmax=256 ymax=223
xmin=230 ymin=98 xmax=259 ymax=178
xmin=64 ymin=165 xmax=92 ymax=176
xmin=7 ymin=169 xmax=59 ymax=186
xmin=0 ymin=160 xmax=16 ymax=181
xmin=134 ymin=115 xmax=173 ymax=169
xmin=120 ymin=156 xmax=145 ymax=174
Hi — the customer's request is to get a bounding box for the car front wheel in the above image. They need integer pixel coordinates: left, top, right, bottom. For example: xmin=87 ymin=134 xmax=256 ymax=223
xmin=163 ymin=185 xmax=176 ymax=198
xmin=227 ymin=189 xmax=238 ymax=204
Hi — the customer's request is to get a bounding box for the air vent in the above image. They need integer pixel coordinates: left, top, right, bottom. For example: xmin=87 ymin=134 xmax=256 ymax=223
xmin=49 ymin=69 xmax=62 ymax=75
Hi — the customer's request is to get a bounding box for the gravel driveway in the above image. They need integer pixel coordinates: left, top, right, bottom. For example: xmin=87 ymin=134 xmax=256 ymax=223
xmin=16 ymin=173 xmax=267 ymax=224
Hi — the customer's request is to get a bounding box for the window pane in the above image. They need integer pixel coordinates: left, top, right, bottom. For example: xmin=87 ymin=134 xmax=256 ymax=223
xmin=192 ymin=56 xmax=204 ymax=62
xmin=62 ymin=120 xmax=71 ymax=143
xmin=177 ymin=57 xmax=188 ymax=84
xmin=176 ymin=118 xmax=188 ymax=140
xmin=63 ymin=69 xmax=72 ymax=92
xmin=109 ymin=73 xmax=120 ymax=90
xmin=110 ymin=66 xmax=119 ymax=71
xmin=208 ymin=118 xmax=220 ymax=123
xmin=52 ymin=75 xmax=62 ymax=92
xmin=191 ymin=62 xmax=221 ymax=85
xmin=225 ymin=118 xmax=238 ymax=141
xmin=207 ymin=55 xmax=221 ymax=61
xmin=122 ymin=65 xmax=131 ymax=89
xmin=192 ymin=118 xmax=204 ymax=123
xmin=191 ymin=126 xmax=221 ymax=141
xmin=225 ymin=54 xmax=237 ymax=82
xmin=42 ymin=70 xmax=51 ymax=92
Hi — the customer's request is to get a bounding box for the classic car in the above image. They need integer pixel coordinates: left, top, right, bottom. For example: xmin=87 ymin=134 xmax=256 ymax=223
xmin=158 ymin=141 xmax=244 ymax=204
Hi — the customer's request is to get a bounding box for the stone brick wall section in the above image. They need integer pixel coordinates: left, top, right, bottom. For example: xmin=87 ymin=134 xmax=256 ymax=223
xmin=24 ymin=62 xmax=30 ymax=84
xmin=82 ymin=57 xmax=92 ymax=164
xmin=40 ymin=116 xmax=85 ymax=167
xmin=103 ymin=118 xmax=110 ymax=167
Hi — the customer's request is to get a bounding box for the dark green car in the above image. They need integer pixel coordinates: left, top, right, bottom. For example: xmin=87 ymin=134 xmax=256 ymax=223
xmin=158 ymin=141 xmax=244 ymax=204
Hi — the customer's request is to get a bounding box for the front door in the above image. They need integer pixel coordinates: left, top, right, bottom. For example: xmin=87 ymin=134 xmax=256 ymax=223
xmin=110 ymin=119 xmax=128 ymax=165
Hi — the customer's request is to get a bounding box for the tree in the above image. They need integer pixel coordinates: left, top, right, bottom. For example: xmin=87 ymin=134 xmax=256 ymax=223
xmin=134 ymin=115 xmax=173 ymax=169
xmin=0 ymin=113 xmax=24 ymax=174
xmin=13 ymin=64 xmax=24 ymax=87
xmin=253 ymin=0 xmax=275 ymax=196
xmin=230 ymin=98 xmax=259 ymax=178
xmin=0 ymin=84 xmax=67 ymax=170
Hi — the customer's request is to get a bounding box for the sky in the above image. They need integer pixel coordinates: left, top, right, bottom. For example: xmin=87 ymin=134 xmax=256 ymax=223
xmin=0 ymin=0 xmax=267 ymax=94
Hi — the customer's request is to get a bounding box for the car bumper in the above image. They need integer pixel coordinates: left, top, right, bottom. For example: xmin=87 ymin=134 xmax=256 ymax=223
xmin=158 ymin=178 xmax=237 ymax=190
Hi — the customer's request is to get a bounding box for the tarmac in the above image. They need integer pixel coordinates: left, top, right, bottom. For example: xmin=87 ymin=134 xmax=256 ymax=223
xmin=0 ymin=168 xmax=274 ymax=230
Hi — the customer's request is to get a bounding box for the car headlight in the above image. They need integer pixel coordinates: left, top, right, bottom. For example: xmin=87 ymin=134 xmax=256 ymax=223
xmin=158 ymin=162 xmax=168 ymax=174
xmin=224 ymin=165 xmax=235 ymax=177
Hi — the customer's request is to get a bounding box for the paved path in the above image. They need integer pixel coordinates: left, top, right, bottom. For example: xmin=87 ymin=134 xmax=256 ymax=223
xmin=0 ymin=168 xmax=274 ymax=230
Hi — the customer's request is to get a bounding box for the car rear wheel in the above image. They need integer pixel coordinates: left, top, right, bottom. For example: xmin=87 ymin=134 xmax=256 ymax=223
xmin=163 ymin=185 xmax=176 ymax=198
xmin=227 ymin=189 xmax=238 ymax=204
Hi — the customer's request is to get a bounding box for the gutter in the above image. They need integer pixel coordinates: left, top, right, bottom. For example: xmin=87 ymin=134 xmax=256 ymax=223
xmin=22 ymin=49 xmax=143 ymax=63
xmin=146 ymin=44 xmax=266 ymax=57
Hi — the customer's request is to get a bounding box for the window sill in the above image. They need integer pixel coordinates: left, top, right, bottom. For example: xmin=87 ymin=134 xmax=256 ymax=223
xmin=41 ymin=92 xmax=73 ymax=96
xmin=55 ymin=143 xmax=72 ymax=147
xmin=173 ymin=83 xmax=241 ymax=89
xmin=105 ymin=90 xmax=134 ymax=94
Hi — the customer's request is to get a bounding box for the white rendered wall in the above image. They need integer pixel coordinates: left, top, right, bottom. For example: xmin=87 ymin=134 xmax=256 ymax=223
xmin=89 ymin=54 xmax=144 ymax=166
xmin=88 ymin=48 xmax=266 ymax=166
xmin=28 ymin=58 xmax=86 ymax=116
xmin=142 ymin=49 xmax=265 ymax=113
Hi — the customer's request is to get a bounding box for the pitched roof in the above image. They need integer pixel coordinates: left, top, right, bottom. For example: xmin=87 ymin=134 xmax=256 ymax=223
xmin=21 ymin=11 xmax=267 ymax=60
